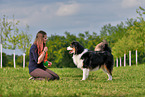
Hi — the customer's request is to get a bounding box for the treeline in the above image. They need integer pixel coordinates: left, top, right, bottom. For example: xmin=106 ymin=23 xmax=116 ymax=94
xmin=1 ymin=6 xmax=145 ymax=67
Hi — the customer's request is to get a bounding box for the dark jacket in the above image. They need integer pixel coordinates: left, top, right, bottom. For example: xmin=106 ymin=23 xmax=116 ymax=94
xmin=28 ymin=44 xmax=45 ymax=73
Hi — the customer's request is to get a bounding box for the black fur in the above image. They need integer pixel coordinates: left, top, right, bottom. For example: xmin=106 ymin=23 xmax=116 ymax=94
xmin=71 ymin=41 xmax=84 ymax=54
xmin=81 ymin=51 xmax=113 ymax=74
xmin=103 ymin=44 xmax=112 ymax=53
xmin=71 ymin=41 xmax=114 ymax=74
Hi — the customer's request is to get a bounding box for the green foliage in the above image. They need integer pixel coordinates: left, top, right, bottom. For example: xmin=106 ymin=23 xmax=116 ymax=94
xmin=100 ymin=19 xmax=137 ymax=47
xmin=46 ymin=31 xmax=101 ymax=68
xmin=136 ymin=6 xmax=145 ymax=21
xmin=112 ymin=15 xmax=145 ymax=59
xmin=0 ymin=15 xmax=13 ymax=47
xmin=18 ymin=25 xmax=32 ymax=53
xmin=0 ymin=15 xmax=32 ymax=68
xmin=99 ymin=6 xmax=145 ymax=65
xmin=0 ymin=65 xmax=145 ymax=96
xmin=0 ymin=15 xmax=32 ymax=51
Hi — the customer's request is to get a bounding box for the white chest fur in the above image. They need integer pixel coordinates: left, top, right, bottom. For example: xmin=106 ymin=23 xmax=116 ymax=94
xmin=72 ymin=49 xmax=88 ymax=68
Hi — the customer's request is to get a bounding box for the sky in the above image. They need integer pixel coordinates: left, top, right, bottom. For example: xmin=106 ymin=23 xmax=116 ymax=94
xmin=0 ymin=0 xmax=145 ymax=55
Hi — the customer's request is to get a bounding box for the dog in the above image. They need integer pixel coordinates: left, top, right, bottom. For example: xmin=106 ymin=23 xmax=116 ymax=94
xmin=67 ymin=41 xmax=114 ymax=80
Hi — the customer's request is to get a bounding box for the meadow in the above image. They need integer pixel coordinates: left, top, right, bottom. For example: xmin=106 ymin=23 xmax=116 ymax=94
xmin=0 ymin=64 xmax=145 ymax=97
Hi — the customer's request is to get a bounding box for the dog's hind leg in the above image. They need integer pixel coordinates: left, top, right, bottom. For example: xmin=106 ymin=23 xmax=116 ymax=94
xmin=101 ymin=65 xmax=112 ymax=80
xmin=82 ymin=68 xmax=89 ymax=80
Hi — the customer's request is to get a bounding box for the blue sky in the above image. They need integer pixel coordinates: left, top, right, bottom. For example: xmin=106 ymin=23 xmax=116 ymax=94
xmin=0 ymin=0 xmax=145 ymax=55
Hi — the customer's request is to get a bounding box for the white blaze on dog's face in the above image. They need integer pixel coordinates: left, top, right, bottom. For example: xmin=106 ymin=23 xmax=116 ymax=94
xmin=67 ymin=46 xmax=75 ymax=54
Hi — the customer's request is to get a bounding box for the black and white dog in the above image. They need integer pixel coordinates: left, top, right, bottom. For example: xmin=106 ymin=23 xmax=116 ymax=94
xmin=67 ymin=41 xmax=114 ymax=80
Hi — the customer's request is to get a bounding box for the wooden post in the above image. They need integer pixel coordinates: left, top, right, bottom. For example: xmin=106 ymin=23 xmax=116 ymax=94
xmin=129 ymin=51 xmax=131 ymax=66
xmin=120 ymin=57 xmax=121 ymax=67
xmin=116 ymin=58 xmax=118 ymax=67
xmin=14 ymin=50 xmax=16 ymax=68
xmin=23 ymin=53 xmax=25 ymax=68
xmin=0 ymin=44 xmax=2 ymax=68
xmin=124 ymin=54 xmax=126 ymax=67
xmin=136 ymin=50 xmax=137 ymax=65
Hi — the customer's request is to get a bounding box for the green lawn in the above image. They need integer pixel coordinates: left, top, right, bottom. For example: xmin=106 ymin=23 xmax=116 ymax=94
xmin=0 ymin=64 xmax=145 ymax=97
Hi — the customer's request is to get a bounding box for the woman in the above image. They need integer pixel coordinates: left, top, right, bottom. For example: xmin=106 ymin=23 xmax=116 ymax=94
xmin=28 ymin=30 xmax=59 ymax=81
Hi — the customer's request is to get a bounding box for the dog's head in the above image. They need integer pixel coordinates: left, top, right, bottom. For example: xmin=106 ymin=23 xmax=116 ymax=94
xmin=67 ymin=41 xmax=84 ymax=54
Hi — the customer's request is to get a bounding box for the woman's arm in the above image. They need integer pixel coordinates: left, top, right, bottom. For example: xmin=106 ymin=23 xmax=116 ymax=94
xmin=37 ymin=47 xmax=48 ymax=64
xmin=37 ymin=51 xmax=46 ymax=64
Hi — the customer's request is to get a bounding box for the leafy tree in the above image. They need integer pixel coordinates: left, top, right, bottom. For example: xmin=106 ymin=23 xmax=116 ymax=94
xmin=0 ymin=15 xmax=31 ymax=67
xmin=0 ymin=15 xmax=15 ymax=67
xmin=17 ymin=25 xmax=32 ymax=67
xmin=0 ymin=15 xmax=13 ymax=47
xmin=112 ymin=6 xmax=145 ymax=64
xmin=7 ymin=17 xmax=20 ymax=50
xmin=18 ymin=25 xmax=32 ymax=53
xmin=46 ymin=33 xmax=75 ymax=68
xmin=100 ymin=19 xmax=137 ymax=48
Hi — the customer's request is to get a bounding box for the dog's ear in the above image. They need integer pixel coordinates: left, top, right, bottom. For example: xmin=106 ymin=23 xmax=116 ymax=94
xmin=75 ymin=42 xmax=83 ymax=54
xmin=75 ymin=44 xmax=78 ymax=54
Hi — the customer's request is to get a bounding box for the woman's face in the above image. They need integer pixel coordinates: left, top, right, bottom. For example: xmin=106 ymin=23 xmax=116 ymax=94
xmin=43 ymin=35 xmax=47 ymax=43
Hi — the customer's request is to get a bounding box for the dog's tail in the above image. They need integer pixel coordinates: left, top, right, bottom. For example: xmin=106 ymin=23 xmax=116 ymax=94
xmin=95 ymin=40 xmax=111 ymax=53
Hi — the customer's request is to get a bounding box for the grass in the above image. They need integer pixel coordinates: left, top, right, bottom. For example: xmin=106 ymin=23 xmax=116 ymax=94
xmin=0 ymin=64 xmax=145 ymax=97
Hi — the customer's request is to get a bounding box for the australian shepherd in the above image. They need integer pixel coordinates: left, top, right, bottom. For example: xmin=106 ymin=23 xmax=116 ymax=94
xmin=67 ymin=41 xmax=114 ymax=80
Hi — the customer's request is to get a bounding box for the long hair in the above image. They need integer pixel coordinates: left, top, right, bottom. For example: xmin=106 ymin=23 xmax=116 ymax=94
xmin=34 ymin=30 xmax=47 ymax=55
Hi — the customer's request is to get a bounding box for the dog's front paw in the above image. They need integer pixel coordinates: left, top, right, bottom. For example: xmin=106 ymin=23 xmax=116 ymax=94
xmin=81 ymin=78 xmax=86 ymax=81
xmin=107 ymin=77 xmax=112 ymax=80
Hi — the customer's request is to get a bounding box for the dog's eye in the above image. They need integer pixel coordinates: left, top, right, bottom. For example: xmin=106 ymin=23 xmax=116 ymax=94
xmin=70 ymin=45 xmax=74 ymax=48
xmin=70 ymin=45 xmax=72 ymax=47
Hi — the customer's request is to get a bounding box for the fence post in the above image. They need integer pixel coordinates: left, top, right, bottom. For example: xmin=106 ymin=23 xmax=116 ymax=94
xmin=116 ymin=58 xmax=118 ymax=67
xmin=120 ymin=57 xmax=121 ymax=67
xmin=136 ymin=50 xmax=137 ymax=65
xmin=23 ymin=53 xmax=25 ymax=68
xmin=129 ymin=51 xmax=131 ymax=66
xmin=124 ymin=54 xmax=126 ymax=67
xmin=0 ymin=44 xmax=2 ymax=68
xmin=14 ymin=50 xmax=16 ymax=68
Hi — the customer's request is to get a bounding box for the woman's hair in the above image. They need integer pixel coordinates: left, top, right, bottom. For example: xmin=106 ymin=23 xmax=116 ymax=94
xmin=34 ymin=30 xmax=47 ymax=55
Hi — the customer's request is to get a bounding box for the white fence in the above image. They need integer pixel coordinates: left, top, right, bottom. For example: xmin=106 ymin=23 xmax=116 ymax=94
xmin=0 ymin=44 xmax=2 ymax=68
xmin=0 ymin=44 xmax=26 ymax=68
xmin=115 ymin=50 xmax=138 ymax=67
xmin=0 ymin=52 xmax=26 ymax=68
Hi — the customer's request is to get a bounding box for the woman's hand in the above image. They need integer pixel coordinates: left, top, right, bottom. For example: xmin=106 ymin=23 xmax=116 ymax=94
xmin=48 ymin=61 xmax=52 ymax=67
xmin=44 ymin=47 xmax=48 ymax=52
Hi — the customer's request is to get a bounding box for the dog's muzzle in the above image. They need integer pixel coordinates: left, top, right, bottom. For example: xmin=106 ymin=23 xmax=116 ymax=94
xmin=67 ymin=46 xmax=74 ymax=54
xmin=67 ymin=46 xmax=73 ymax=50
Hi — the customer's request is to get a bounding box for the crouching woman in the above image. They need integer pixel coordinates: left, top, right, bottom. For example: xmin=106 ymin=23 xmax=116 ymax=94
xmin=28 ymin=30 xmax=59 ymax=81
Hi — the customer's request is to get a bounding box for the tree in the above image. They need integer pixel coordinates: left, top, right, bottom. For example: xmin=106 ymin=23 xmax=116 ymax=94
xmin=100 ymin=18 xmax=137 ymax=48
xmin=0 ymin=15 xmax=32 ymax=68
xmin=112 ymin=6 xmax=145 ymax=64
xmin=0 ymin=15 xmax=13 ymax=47
xmin=6 ymin=16 xmax=20 ymax=68
xmin=0 ymin=15 xmax=13 ymax=68
xmin=18 ymin=25 xmax=32 ymax=67
xmin=18 ymin=25 xmax=32 ymax=53
xmin=46 ymin=33 xmax=75 ymax=68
